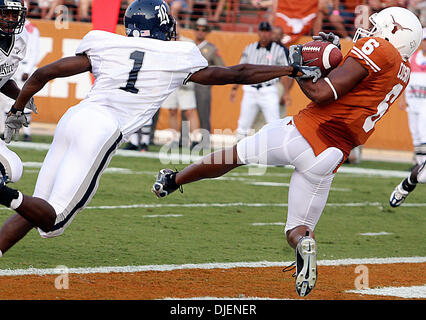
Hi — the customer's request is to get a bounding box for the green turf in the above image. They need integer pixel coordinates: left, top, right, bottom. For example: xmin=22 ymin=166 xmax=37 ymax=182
xmin=0 ymin=141 xmax=424 ymax=269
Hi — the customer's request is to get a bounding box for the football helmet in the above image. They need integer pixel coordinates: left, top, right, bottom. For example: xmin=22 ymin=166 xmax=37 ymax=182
xmin=124 ymin=0 xmax=176 ymax=41
xmin=353 ymin=6 xmax=422 ymax=61
xmin=0 ymin=0 xmax=26 ymax=36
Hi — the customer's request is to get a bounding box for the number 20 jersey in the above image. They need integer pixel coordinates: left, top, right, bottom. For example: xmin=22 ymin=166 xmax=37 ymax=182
xmin=293 ymin=37 xmax=410 ymax=161
xmin=75 ymin=30 xmax=208 ymax=139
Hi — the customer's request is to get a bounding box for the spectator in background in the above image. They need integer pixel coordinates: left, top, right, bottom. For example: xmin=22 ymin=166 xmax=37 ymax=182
xmin=39 ymin=0 xmax=63 ymax=20
xmin=209 ymin=0 xmax=226 ymax=22
xmin=78 ymin=0 xmax=92 ymax=22
xmin=399 ymin=28 xmax=426 ymax=166
xmin=230 ymin=21 xmax=291 ymax=141
xmin=165 ymin=0 xmax=189 ymax=21
xmin=192 ymin=18 xmax=225 ymax=148
xmin=0 ymin=15 xmax=40 ymax=142
xmin=271 ymin=25 xmax=293 ymax=109
xmin=314 ymin=0 xmax=351 ymax=39
xmin=269 ymin=0 xmax=319 ymax=45
xmin=408 ymin=0 xmax=426 ymax=26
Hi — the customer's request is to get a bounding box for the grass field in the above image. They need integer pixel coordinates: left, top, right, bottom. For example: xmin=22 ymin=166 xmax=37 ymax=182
xmin=0 ymin=137 xmax=424 ymax=300
xmin=0 ymin=137 xmax=424 ymax=268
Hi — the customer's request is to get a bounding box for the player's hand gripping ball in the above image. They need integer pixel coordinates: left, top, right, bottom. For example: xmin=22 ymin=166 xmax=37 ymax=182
xmin=301 ymin=40 xmax=343 ymax=76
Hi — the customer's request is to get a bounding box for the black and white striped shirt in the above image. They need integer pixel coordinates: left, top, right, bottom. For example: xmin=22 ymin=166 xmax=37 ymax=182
xmin=239 ymin=41 xmax=290 ymax=87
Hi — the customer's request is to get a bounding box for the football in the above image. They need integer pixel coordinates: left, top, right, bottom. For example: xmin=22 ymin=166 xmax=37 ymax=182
xmin=301 ymin=40 xmax=343 ymax=76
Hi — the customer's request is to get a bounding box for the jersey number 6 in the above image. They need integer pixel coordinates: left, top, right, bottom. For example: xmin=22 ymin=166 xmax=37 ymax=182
xmin=120 ymin=50 xmax=145 ymax=94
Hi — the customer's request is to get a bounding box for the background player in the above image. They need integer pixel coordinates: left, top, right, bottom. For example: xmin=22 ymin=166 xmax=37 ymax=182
xmin=0 ymin=0 xmax=319 ymax=259
xmin=0 ymin=15 xmax=39 ymax=142
xmin=398 ymin=28 xmax=426 ymax=167
xmin=230 ymin=21 xmax=291 ymax=141
xmin=0 ymin=0 xmax=36 ymax=186
xmin=152 ymin=7 xmax=423 ymax=297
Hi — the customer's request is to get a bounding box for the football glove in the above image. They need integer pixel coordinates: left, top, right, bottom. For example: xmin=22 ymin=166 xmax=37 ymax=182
xmin=312 ymin=32 xmax=341 ymax=50
xmin=4 ymin=107 xmax=29 ymax=144
xmin=289 ymin=45 xmax=322 ymax=83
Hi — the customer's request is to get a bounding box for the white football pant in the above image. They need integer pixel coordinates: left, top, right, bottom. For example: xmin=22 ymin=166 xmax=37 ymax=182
xmin=236 ymin=117 xmax=344 ymax=233
xmin=34 ymin=104 xmax=123 ymax=238
xmin=407 ymin=108 xmax=426 ymax=165
xmin=236 ymin=85 xmax=280 ymax=140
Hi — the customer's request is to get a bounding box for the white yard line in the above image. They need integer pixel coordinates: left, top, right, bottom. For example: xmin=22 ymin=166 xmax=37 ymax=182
xmin=346 ymin=285 xmax=426 ymax=299
xmin=142 ymin=214 xmax=183 ymax=218
xmin=1 ymin=201 xmax=426 ymax=212
xmin=0 ymin=257 xmax=424 ymax=277
xmin=251 ymin=222 xmax=286 ymax=226
xmin=359 ymin=232 xmax=393 ymax=236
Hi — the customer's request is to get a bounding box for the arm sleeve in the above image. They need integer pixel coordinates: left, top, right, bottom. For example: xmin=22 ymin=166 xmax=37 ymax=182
xmin=75 ymin=30 xmax=101 ymax=56
xmin=182 ymin=45 xmax=209 ymax=85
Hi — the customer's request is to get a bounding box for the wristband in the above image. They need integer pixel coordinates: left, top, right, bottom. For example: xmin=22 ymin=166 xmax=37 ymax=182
xmin=9 ymin=106 xmax=18 ymax=114
xmin=290 ymin=64 xmax=300 ymax=77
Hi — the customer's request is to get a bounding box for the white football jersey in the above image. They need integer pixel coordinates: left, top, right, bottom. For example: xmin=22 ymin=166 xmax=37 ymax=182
xmin=75 ymin=30 xmax=208 ymax=139
xmin=405 ymin=50 xmax=426 ymax=111
xmin=0 ymin=30 xmax=27 ymax=89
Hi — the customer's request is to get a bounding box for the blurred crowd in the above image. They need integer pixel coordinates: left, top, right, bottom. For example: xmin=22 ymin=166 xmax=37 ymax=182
xmin=23 ymin=0 xmax=425 ymax=40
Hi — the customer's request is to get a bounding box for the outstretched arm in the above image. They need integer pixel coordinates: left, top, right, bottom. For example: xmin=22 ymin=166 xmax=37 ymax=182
xmin=188 ymin=63 xmax=319 ymax=85
xmin=12 ymin=54 xmax=92 ymax=111
xmin=0 ymin=80 xmax=21 ymax=100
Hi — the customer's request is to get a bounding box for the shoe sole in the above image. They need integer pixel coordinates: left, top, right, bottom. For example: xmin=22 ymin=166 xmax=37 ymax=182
xmin=295 ymin=238 xmax=317 ymax=297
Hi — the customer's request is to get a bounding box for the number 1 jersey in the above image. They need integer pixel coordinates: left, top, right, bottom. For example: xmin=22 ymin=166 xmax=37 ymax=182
xmin=75 ymin=30 xmax=208 ymax=138
xmin=293 ymin=37 xmax=410 ymax=161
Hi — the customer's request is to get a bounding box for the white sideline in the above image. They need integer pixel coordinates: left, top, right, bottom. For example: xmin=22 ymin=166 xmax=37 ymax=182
xmin=0 ymin=256 xmax=425 ymax=277
xmin=2 ymin=201 xmax=426 ymax=212
xmin=346 ymin=285 xmax=426 ymax=299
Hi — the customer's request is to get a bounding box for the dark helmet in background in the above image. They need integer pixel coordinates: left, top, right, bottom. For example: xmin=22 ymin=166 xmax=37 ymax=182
xmin=124 ymin=0 xmax=176 ymax=41
xmin=0 ymin=0 xmax=26 ymax=36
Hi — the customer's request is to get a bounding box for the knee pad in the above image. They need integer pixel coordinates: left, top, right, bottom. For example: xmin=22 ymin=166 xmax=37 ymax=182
xmin=0 ymin=141 xmax=23 ymax=183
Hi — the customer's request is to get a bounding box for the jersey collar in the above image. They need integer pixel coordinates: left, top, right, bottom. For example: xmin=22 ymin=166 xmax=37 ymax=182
xmin=0 ymin=34 xmax=15 ymax=57
xmin=256 ymin=41 xmax=272 ymax=51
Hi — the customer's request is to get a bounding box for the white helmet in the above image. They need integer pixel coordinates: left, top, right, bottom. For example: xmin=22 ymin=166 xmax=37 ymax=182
xmin=353 ymin=7 xmax=422 ymax=61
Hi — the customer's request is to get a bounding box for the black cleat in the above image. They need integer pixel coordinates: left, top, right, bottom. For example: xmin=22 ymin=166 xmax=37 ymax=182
xmin=152 ymin=169 xmax=182 ymax=198
xmin=294 ymin=237 xmax=317 ymax=297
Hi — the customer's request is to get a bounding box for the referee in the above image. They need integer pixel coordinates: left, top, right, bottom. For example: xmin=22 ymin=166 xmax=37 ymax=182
xmin=230 ymin=21 xmax=291 ymax=141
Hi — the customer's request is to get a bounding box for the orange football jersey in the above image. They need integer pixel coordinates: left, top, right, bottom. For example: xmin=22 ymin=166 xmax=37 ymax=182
xmin=293 ymin=37 xmax=411 ymax=162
